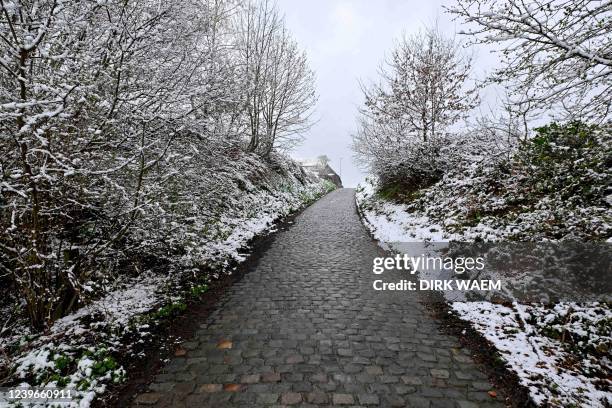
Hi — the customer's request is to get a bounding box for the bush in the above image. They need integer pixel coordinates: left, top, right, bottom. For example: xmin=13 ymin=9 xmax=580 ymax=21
xmin=517 ymin=122 xmax=611 ymax=203
xmin=373 ymin=137 xmax=450 ymax=199
xmin=408 ymin=121 xmax=611 ymax=240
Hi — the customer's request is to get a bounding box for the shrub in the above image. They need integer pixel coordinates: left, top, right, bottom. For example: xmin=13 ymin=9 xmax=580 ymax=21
xmin=517 ymin=121 xmax=611 ymax=204
xmin=408 ymin=121 xmax=611 ymax=240
xmin=374 ymin=137 xmax=450 ymax=198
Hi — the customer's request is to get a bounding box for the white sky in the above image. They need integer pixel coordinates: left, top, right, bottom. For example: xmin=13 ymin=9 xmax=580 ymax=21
xmin=277 ymin=0 xmax=499 ymax=187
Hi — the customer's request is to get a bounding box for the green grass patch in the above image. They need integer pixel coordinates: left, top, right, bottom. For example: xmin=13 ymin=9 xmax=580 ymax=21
xmin=151 ymin=302 xmax=187 ymax=320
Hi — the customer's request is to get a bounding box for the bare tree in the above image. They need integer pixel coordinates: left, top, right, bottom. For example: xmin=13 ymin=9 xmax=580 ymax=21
xmin=234 ymin=0 xmax=316 ymax=156
xmin=260 ymin=26 xmax=317 ymax=156
xmin=447 ymin=0 xmax=612 ymax=122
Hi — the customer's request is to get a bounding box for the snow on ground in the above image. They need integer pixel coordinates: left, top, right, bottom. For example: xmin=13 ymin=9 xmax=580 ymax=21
xmin=356 ymin=179 xmax=460 ymax=243
xmin=356 ymin=178 xmax=502 ymax=243
xmin=0 ymin=274 xmax=168 ymax=407
xmin=452 ymin=302 xmax=610 ymax=407
xmin=204 ymin=186 xmax=325 ymax=265
xmin=356 ymin=178 xmax=612 ymax=407
xmin=51 ymin=275 xmax=167 ymax=337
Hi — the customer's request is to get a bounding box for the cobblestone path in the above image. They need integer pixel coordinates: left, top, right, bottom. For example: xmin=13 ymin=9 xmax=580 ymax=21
xmin=132 ymin=189 xmax=503 ymax=407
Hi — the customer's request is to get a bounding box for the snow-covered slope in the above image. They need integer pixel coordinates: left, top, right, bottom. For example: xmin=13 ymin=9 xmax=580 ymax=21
xmin=356 ymin=178 xmax=611 ymax=408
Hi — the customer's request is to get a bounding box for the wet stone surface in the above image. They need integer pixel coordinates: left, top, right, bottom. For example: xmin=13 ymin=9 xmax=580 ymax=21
xmin=131 ymin=189 xmax=502 ymax=407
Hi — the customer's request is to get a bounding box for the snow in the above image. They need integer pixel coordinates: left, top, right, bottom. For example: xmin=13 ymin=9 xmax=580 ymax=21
xmin=0 ymin=356 xmax=112 ymax=408
xmin=14 ymin=349 xmax=55 ymax=379
xmin=356 ymin=179 xmax=462 ymax=243
xmin=205 ymin=192 xmax=301 ymax=263
xmin=452 ymin=302 xmax=611 ymax=407
xmin=53 ymin=275 xmax=165 ymax=336
xmin=296 ymin=158 xmax=322 ymax=167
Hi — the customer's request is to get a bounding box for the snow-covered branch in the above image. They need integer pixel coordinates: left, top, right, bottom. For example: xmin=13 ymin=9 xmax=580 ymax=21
xmin=447 ymin=0 xmax=612 ymax=122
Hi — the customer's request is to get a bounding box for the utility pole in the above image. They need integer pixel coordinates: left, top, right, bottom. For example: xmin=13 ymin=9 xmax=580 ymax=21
xmin=338 ymin=157 xmax=343 ymax=179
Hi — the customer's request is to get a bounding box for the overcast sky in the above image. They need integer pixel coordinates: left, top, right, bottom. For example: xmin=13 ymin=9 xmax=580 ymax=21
xmin=277 ymin=0 xmax=498 ymax=187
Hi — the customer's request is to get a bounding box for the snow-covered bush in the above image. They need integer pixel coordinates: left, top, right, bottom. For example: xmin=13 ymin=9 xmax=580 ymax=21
xmin=0 ymin=0 xmax=238 ymax=329
xmin=394 ymin=122 xmax=610 ymax=241
xmin=128 ymin=149 xmax=332 ymax=273
xmin=371 ymin=136 xmax=450 ymax=196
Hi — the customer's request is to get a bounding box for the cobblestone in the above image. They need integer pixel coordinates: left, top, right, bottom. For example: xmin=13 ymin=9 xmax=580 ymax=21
xmin=131 ymin=189 xmax=501 ymax=407
xmin=281 ymin=392 xmax=303 ymax=405
xmin=332 ymin=393 xmax=355 ymax=405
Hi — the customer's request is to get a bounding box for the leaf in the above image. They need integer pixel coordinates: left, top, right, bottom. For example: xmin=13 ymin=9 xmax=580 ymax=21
xmin=223 ymin=384 xmax=241 ymax=392
xmin=217 ymin=340 xmax=233 ymax=349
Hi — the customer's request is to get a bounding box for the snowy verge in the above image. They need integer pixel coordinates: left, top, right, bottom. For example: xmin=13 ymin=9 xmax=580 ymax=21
xmin=451 ymin=302 xmax=610 ymax=407
xmin=355 ymin=178 xmax=460 ymax=243
xmin=355 ymin=177 xmax=611 ymax=408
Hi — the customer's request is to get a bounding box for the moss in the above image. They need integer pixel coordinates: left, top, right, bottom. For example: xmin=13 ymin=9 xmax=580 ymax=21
xmin=91 ymin=356 xmax=118 ymax=377
xmin=77 ymin=379 xmax=91 ymax=391
xmin=81 ymin=349 xmax=125 ymax=383
xmin=53 ymin=355 xmax=71 ymax=372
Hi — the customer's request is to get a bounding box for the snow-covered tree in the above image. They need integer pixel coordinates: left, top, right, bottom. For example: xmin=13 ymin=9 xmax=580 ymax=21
xmin=361 ymin=27 xmax=478 ymax=143
xmin=0 ymin=0 xmax=251 ymax=328
xmin=353 ymin=27 xmax=478 ymax=189
xmin=447 ymin=0 xmax=612 ymax=122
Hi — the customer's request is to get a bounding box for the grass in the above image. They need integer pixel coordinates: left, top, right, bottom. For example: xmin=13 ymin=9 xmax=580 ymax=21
xmin=151 ymin=302 xmax=187 ymax=320
xmin=376 ymin=182 xmax=424 ymax=204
